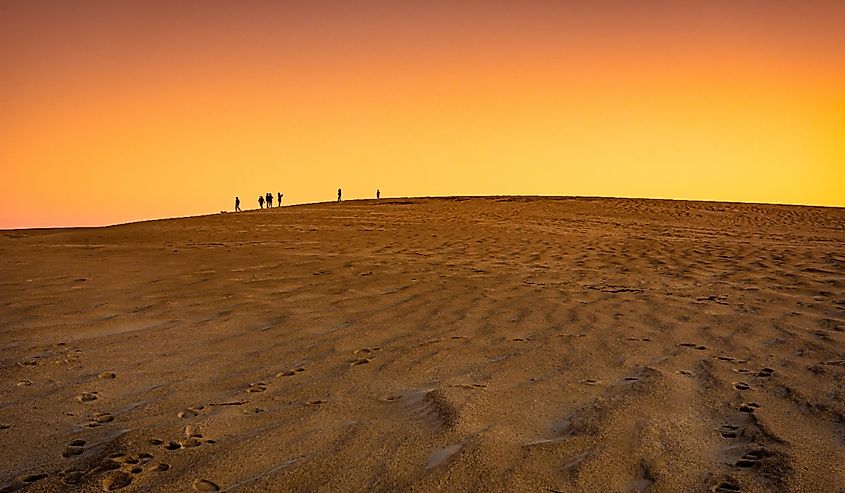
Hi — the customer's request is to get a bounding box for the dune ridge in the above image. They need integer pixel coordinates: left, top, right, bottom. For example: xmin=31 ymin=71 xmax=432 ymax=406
xmin=1 ymin=197 xmax=844 ymax=492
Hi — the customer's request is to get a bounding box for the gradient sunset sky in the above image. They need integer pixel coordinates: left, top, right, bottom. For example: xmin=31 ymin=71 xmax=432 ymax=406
xmin=2 ymin=1 xmax=843 ymax=228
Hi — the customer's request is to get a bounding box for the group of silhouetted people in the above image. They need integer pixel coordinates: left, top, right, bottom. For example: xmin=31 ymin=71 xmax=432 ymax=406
xmin=235 ymin=188 xmax=381 ymax=212
xmin=234 ymin=192 xmax=282 ymax=212
xmin=256 ymin=192 xmax=283 ymax=209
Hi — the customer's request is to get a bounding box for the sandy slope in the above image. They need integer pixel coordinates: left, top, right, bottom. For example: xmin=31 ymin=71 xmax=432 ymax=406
xmin=1 ymin=197 xmax=844 ymax=493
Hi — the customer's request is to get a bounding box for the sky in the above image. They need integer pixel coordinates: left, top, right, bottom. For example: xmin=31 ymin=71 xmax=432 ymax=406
xmin=1 ymin=0 xmax=843 ymax=228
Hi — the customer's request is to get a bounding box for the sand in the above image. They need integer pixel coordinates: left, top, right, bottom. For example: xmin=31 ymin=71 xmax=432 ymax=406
xmin=1 ymin=196 xmax=844 ymax=493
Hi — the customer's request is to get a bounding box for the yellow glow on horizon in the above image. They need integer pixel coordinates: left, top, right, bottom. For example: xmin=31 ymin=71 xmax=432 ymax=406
xmin=1 ymin=2 xmax=843 ymax=228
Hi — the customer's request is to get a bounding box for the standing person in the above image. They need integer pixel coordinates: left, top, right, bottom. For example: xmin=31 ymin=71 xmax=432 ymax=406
xmin=337 ymin=188 xmax=342 ymax=202
xmin=277 ymin=192 xmax=283 ymax=206
xmin=235 ymin=196 xmax=241 ymax=212
xmin=266 ymin=192 xmax=273 ymax=208
xmin=258 ymin=195 xmax=264 ymax=209
xmin=376 ymin=189 xmax=380 ymax=199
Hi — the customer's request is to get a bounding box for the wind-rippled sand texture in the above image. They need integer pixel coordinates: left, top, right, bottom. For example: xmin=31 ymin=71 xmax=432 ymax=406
xmin=1 ymin=197 xmax=844 ymax=492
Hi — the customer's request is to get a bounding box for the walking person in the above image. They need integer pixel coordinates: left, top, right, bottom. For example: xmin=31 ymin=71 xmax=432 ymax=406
xmin=235 ymin=196 xmax=241 ymax=212
xmin=277 ymin=192 xmax=283 ymax=206
xmin=266 ymin=192 xmax=273 ymax=208
xmin=258 ymin=195 xmax=264 ymax=209
xmin=376 ymin=189 xmax=380 ymax=199
xmin=337 ymin=188 xmax=342 ymax=202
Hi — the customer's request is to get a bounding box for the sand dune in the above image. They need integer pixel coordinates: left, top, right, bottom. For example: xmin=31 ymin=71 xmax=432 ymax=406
xmin=1 ymin=197 xmax=844 ymax=492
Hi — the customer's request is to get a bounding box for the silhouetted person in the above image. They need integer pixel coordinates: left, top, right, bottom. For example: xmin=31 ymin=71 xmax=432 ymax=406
xmin=266 ymin=192 xmax=273 ymax=208
xmin=235 ymin=196 xmax=241 ymax=212
xmin=277 ymin=192 xmax=283 ymax=206
xmin=258 ymin=195 xmax=264 ymax=209
xmin=337 ymin=188 xmax=342 ymax=202
xmin=376 ymin=189 xmax=380 ymax=199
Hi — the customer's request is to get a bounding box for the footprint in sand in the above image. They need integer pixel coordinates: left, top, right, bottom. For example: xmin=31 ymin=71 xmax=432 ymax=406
xmin=733 ymin=382 xmax=751 ymax=391
xmin=354 ymin=347 xmax=382 ymax=355
xmin=177 ymin=406 xmax=205 ymax=419
xmin=192 ymin=479 xmax=221 ymax=491
xmin=579 ymin=379 xmax=600 ymax=385
xmin=179 ymin=426 xmax=207 ymax=447
xmin=248 ymin=382 xmax=267 ymax=393
xmin=734 ymin=447 xmax=772 ymax=468
xmin=115 ymin=455 xmax=147 ymax=475
xmin=756 ymin=367 xmax=774 ymax=378
xmin=0 ymin=424 xmax=12 ymax=430
xmin=679 ymin=343 xmax=707 ymax=350
xmin=275 ymin=367 xmax=306 ymax=378
xmin=156 ymin=463 xmax=171 ymax=471
xmin=108 ymin=452 xmax=148 ymax=468
xmin=739 ymin=402 xmax=760 ymax=413
xmin=3 ymin=473 xmax=49 ymax=491
xmin=62 ymin=439 xmax=86 ymax=458
xmin=16 ymin=380 xmax=33 ymax=387
xmin=98 ymin=372 xmax=117 ymax=379
xmin=88 ymin=411 xmax=114 ymax=427
xmin=77 ymin=392 xmax=98 ymax=403
xmin=719 ymin=423 xmax=739 ymax=439
xmin=350 ymin=357 xmax=373 ymax=366
xmin=157 ymin=426 xmax=212 ymax=450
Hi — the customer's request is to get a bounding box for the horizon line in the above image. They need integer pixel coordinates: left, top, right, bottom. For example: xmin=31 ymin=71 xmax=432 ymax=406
xmin=3 ymin=193 xmax=844 ymax=232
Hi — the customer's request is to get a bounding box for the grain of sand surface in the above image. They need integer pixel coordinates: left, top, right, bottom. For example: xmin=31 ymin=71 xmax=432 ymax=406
xmin=1 ymin=197 xmax=844 ymax=492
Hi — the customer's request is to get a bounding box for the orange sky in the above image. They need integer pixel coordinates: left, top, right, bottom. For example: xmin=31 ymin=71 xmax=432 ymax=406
xmin=1 ymin=0 xmax=844 ymax=228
